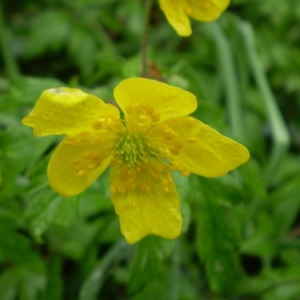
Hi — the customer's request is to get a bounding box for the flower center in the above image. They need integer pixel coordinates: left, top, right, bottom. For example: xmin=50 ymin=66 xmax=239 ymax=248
xmin=113 ymin=131 xmax=155 ymax=167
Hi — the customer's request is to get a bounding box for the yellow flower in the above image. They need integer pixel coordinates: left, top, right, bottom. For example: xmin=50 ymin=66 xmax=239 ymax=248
xmin=159 ymin=0 xmax=230 ymax=36
xmin=22 ymin=78 xmax=249 ymax=244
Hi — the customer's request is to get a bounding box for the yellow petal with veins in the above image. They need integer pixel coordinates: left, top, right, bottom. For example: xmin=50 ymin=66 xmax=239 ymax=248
xmin=22 ymin=87 xmax=119 ymax=137
xmin=114 ymin=78 xmax=197 ymax=127
xmin=47 ymin=136 xmax=115 ymax=196
xmin=147 ymin=116 xmax=250 ymax=177
xmin=110 ymin=160 xmax=182 ymax=244
xmin=159 ymin=0 xmax=192 ymax=36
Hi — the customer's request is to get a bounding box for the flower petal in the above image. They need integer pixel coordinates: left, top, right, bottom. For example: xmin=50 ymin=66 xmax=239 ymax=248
xmin=22 ymin=87 xmax=120 ymax=137
xmin=47 ymin=136 xmax=115 ymax=196
xmin=188 ymin=0 xmax=230 ymax=22
xmin=147 ymin=116 xmax=250 ymax=177
xmin=114 ymin=78 xmax=197 ymax=126
xmin=110 ymin=160 xmax=182 ymax=244
xmin=159 ymin=0 xmax=192 ymax=36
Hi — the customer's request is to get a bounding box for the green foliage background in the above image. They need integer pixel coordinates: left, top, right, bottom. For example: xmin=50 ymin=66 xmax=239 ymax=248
xmin=1 ymin=0 xmax=300 ymax=299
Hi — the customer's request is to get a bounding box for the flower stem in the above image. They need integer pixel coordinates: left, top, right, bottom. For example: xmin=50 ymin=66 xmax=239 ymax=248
xmin=141 ymin=0 xmax=153 ymax=77
xmin=0 ymin=2 xmax=21 ymax=80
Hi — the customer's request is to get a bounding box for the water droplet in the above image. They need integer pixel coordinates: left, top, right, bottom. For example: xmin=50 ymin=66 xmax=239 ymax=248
xmin=76 ymin=170 xmax=85 ymax=178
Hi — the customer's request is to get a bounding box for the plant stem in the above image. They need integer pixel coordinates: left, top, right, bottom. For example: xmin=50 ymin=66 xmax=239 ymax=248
xmin=239 ymin=21 xmax=291 ymax=185
xmin=0 ymin=2 xmax=21 ymax=80
xmin=141 ymin=0 xmax=153 ymax=77
xmin=208 ymin=22 xmax=245 ymax=142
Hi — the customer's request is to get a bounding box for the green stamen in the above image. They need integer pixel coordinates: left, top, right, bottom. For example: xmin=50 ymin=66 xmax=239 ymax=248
xmin=113 ymin=132 xmax=153 ymax=167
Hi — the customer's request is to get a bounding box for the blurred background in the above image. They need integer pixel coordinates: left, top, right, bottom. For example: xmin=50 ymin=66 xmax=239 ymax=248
xmin=1 ymin=0 xmax=300 ymax=299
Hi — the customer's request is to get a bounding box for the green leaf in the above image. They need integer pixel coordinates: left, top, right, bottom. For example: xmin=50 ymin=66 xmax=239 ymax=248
xmin=0 ymin=124 xmax=56 ymax=198
xmin=194 ymin=177 xmax=241 ymax=292
xmin=0 ymin=269 xmax=18 ymax=300
xmin=0 ymin=201 xmax=23 ymax=231
xmin=25 ymin=188 xmax=75 ymax=240
xmin=79 ymin=240 xmax=128 ymax=300
xmin=42 ymin=258 xmax=63 ymax=300
xmin=18 ymin=266 xmax=46 ymax=300
xmin=24 ymin=10 xmax=71 ymax=57
xmin=68 ymin=26 xmax=97 ymax=78
xmin=270 ymin=173 xmax=300 ymax=237
xmin=51 ymin=196 xmax=77 ymax=227
xmin=128 ymin=236 xmax=173 ymax=295
xmin=0 ymin=232 xmax=41 ymax=265
xmin=240 ymin=160 xmax=267 ymax=200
